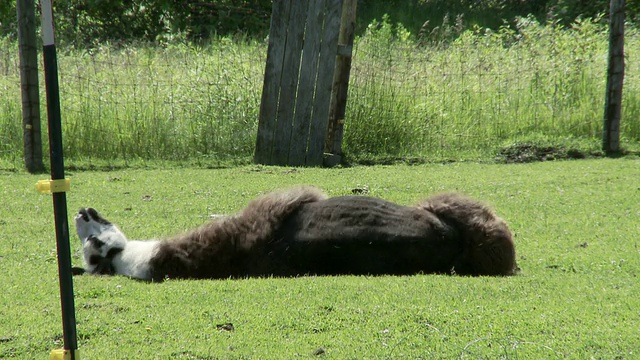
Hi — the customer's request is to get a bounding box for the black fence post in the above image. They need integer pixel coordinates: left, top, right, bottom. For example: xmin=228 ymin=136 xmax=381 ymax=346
xmin=39 ymin=1 xmax=79 ymax=359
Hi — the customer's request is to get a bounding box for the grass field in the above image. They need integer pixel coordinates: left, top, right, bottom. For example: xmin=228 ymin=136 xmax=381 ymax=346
xmin=1 ymin=158 xmax=639 ymax=359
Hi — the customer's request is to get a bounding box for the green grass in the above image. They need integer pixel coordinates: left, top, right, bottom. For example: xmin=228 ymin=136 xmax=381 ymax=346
xmin=2 ymin=18 xmax=640 ymax=167
xmin=1 ymin=158 xmax=639 ymax=358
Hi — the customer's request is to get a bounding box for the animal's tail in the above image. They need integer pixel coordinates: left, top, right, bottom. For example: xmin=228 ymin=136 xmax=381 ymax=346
xmin=416 ymin=193 xmax=518 ymax=276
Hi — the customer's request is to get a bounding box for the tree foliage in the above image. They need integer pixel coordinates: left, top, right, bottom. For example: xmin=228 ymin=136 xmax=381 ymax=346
xmin=2 ymin=0 xmax=272 ymax=45
xmin=1 ymin=0 xmax=637 ymax=46
xmin=357 ymin=0 xmax=616 ymax=39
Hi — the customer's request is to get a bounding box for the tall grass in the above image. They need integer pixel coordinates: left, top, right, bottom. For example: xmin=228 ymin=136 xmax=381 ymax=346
xmin=344 ymin=15 xmax=638 ymax=160
xmin=0 ymin=36 xmax=265 ymax=167
xmin=58 ymin=38 xmax=265 ymax=163
xmin=1 ymin=17 xmax=639 ymax=166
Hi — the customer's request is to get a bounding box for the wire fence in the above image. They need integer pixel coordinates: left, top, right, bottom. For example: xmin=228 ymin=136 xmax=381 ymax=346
xmin=1 ymin=15 xmax=639 ymax=169
xmin=0 ymin=39 xmax=267 ymax=167
xmin=58 ymin=42 xmax=266 ymax=161
xmin=344 ymin=17 xmax=640 ymax=160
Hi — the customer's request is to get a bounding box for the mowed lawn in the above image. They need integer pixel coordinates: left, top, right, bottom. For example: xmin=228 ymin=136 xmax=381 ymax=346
xmin=0 ymin=158 xmax=638 ymax=359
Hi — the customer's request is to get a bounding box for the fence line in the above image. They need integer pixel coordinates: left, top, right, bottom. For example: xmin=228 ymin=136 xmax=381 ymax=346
xmin=343 ymin=18 xmax=639 ymax=159
xmin=1 ymin=17 xmax=639 ymax=168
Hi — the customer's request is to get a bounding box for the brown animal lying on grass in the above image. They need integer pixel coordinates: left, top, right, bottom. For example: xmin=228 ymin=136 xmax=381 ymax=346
xmin=74 ymin=186 xmax=518 ymax=281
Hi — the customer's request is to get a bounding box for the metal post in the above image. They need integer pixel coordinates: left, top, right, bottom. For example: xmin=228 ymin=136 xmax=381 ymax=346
xmin=39 ymin=0 xmax=78 ymax=358
xmin=603 ymin=0 xmax=625 ymax=153
xmin=16 ymin=0 xmax=45 ymax=173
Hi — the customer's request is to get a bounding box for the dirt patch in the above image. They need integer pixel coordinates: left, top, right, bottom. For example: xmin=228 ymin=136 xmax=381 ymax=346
xmin=497 ymin=143 xmax=594 ymax=163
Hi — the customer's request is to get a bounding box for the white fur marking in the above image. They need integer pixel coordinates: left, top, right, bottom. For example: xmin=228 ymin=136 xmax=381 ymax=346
xmin=75 ymin=208 xmax=158 ymax=280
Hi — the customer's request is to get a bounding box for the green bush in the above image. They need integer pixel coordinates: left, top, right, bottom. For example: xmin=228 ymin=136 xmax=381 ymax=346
xmin=4 ymin=0 xmax=634 ymax=46
xmin=3 ymin=0 xmax=273 ymax=46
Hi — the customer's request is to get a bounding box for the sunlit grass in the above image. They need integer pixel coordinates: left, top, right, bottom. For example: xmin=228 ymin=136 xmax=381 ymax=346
xmin=1 ymin=159 xmax=639 ymax=358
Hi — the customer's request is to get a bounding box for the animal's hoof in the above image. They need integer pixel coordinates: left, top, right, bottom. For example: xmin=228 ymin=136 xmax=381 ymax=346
xmin=71 ymin=267 xmax=86 ymax=276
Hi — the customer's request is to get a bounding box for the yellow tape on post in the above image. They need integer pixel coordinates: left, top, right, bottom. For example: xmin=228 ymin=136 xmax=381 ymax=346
xmin=36 ymin=179 xmax=70 ymax=194
xmin=49 ymin=349 xmax=80 ymax=360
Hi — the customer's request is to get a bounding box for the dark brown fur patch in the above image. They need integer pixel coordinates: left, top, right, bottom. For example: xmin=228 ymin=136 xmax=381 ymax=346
xmin=148 ymin=187 xmax=326 ymax=281
xmin=147 ymin=187 xmax=517 ymax=281
xmin=416 ymin=193 xmax=518 ymax=276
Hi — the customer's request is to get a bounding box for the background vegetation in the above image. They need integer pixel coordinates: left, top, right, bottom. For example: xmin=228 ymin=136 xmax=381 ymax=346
xmin=2 ymin=0 xmax=638 ymax=44
xmin=2 ymin=0 xmax=640 ymax=169
xmin=2 ymin=14 xmax=640 ymax=168
xmin=1 ymin=159 xmax=638 ymax=358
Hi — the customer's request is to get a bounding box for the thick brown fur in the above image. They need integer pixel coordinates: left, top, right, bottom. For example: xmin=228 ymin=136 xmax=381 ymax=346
xmin=416 ymin=193 xmax=518 ymax=276
xmin=148 ymin=187 xmax=517 ymax=281
xmin=148 ymin=186 xmax=327 ymax=281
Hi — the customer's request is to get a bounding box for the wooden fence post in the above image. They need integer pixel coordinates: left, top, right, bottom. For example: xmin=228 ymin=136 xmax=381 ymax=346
xmin=325 ymin=0 xmax=357 ymax=166
xmin=603 ymin=0 xmax=625 ymax=154
xmin=17 ymin=0 xmax=45 ymax=173
xmin=254 ymin=0 xmax=344 ymax=167
xmin=254 ymin=0 xmax=291 ymax=165
xmin=304 ymin=0 xmax=343 ymax=166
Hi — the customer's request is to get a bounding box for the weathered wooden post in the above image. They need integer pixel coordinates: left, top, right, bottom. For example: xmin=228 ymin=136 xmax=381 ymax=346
xmin=255 ymin=0 xmax=351 ymax=167
xmin=17 ymin=0 xmax=45 ymax=173
xmin=325 ymin=0 xmax=357 ymax=167
xmin=603 ymin=0 xmax=625 ymax=154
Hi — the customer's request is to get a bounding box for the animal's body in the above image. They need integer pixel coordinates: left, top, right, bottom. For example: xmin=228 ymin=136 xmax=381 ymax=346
xmin=74 ymin=186 xmax=518 ymax=281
